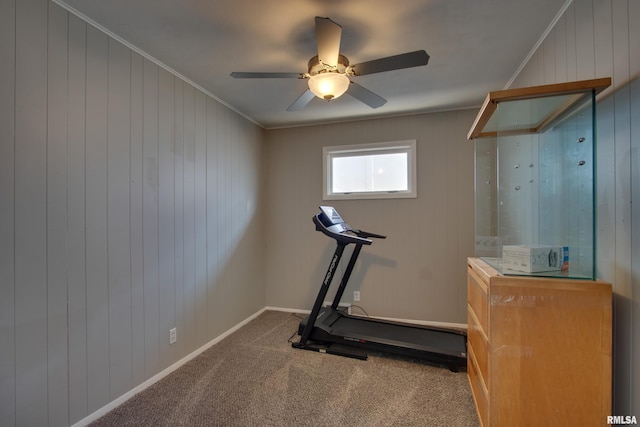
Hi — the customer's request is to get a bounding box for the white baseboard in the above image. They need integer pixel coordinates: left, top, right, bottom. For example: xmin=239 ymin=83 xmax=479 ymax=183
xmin=265 ymin=306 xmax=467 ymax=330
xmin=71 ymin=307 xmax=267 ymax=427
xmin=265 ymin=306 xmax=310 ymax=315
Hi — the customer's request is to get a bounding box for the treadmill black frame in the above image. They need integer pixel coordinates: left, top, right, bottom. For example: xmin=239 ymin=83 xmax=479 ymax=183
xmin=292 ymin=207 xmax=467 ymax=371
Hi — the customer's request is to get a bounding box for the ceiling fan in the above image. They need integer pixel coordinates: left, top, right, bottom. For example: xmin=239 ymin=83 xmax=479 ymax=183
xmin=230 ymin=17 xmax=430 ymax=111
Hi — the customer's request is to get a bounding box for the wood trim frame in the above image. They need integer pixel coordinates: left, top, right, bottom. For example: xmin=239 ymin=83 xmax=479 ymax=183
xmin=467 ymin=77 xmax=612 ymax=140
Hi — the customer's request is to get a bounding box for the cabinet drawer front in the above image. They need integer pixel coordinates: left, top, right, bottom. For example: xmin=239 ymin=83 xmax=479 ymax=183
xmin=467 ymin=267 xmax=488 ymax=335
xmin=467 ymin=346 xmax=488 ymax=427
xmin=467 ymin=308 xmax=488 ymax=388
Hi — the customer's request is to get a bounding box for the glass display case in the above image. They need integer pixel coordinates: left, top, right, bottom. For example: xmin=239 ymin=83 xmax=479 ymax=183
xmin=468 ymin=78 xmax=611 ymax=279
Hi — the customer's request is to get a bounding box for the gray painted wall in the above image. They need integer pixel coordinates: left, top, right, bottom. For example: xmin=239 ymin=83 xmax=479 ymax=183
xmin=264 ymin=111 xmax=476 ymax=324
xmin=511 ymin=0 xmax=639 ymax=416
xmin=0 ymin=0 xmax=265 ymax=425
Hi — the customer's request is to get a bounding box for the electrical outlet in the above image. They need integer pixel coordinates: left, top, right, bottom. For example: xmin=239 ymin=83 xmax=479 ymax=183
xmin=169 ymin=328 xmax=177 ymax=345
xmin=353 ymin=291 xmax=360 ymax=302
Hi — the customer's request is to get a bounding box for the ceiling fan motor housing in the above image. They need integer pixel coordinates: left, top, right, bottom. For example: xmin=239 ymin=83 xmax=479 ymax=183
xmin=307 ymin=54 xmax=350 ymax=76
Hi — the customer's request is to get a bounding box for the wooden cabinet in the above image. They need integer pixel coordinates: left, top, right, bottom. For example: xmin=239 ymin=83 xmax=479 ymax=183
xmin=467 ymin=257 xmax=612 ymax=426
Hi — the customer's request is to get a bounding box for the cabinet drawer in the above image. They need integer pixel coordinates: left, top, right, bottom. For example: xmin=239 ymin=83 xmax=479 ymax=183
xmin=467 ymin=308 xmax=488 ymax=388
xmin=467 ymin=266 xmax=488 ymax=335
xmin=468 ymin=346 xmax=488 ymax=427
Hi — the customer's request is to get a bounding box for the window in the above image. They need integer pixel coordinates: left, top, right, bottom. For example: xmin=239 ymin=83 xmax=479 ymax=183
xmin=323 ymin=140 xmax=417 ymax=200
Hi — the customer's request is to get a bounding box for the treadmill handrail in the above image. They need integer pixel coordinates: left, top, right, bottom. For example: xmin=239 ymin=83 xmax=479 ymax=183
xmin=313 ymin=214 xmax=373 ymax=245
xmin=354 ymin=229 xmax=386 ymax=240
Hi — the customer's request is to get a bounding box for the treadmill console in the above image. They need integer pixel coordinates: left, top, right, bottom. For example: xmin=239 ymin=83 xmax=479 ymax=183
xmin=319 ymin=206 xmax=345 ymax=226
xmin=314 ymin=206 xmax=386 ymax=245
xmin=318 ymin=206 xmax=351 ymax=232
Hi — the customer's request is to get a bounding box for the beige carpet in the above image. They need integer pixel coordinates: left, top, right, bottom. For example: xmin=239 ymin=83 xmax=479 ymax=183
xmin=91 ymin=310 xmax=479 ymax=426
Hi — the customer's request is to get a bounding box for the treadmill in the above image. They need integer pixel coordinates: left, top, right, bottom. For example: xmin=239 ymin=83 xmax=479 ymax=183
xmin=292 ymin=206 xmax=467 ymax=371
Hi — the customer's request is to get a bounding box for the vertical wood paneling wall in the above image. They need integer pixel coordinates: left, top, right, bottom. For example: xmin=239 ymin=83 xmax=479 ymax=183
xmin=264 ymin=110 xmax=476 ymax=325
xmin=510 ymin=0 xmax=639 ymax=415
xmin=0 ymin=0 xmax=265 ymax=425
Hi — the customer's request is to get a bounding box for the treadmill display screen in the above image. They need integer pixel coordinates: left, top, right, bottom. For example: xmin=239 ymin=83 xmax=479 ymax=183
xmin=320 ymin=206 xmax=345 ymax=225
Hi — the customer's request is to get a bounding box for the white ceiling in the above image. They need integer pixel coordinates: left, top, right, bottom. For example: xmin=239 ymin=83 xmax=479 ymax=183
xmin=56 ymin=0 xmax=568 ymax=129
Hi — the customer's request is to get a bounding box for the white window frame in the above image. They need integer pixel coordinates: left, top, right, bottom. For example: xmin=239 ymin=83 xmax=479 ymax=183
xmin=323 ymin=140 xmax=417 ymax=200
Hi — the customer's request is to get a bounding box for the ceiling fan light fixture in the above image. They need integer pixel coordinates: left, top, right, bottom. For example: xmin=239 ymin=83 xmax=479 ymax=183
xmin=308 ymin=72 xmax=350 ymax=101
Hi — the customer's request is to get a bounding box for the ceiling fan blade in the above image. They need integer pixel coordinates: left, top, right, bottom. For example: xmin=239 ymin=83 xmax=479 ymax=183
xmin=287 ymin=89 xmax=316 ymax=111
xmin=230 ymin=72 xmax=303 ymax=79
xmin=350 ymin=50 xmax=430 ymax=76
xmin=315 ymin=17 xmax=342 ymax=67
xmin=347 ymin=81 xmax=387 ymax=109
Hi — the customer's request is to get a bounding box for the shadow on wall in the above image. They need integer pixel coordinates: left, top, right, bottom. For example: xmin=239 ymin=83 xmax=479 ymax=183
xmin=306 ymin=239 xmax=396 ymax=308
